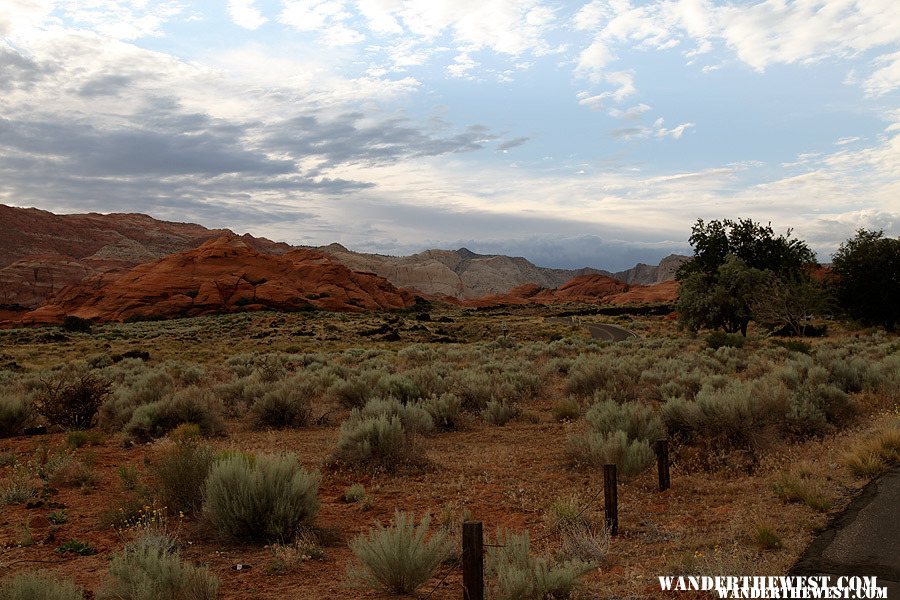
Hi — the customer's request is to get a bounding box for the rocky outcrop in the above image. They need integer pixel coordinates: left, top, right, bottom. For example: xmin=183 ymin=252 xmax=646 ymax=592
xmin=613 ymin=254 xmax=690 ymax=285
xmin=606 ymin=280 xmax=679 ymax=305
xmin=318 ymin=245 xmax=609 ymax=299
xmin=23 ymin=237 xmax=414 ymax=323
xmin=0 ymin=204 xmax=290 ymax=307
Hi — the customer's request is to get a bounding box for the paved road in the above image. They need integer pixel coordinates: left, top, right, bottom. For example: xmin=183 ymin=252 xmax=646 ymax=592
xmin=546 ymin=316 xmax=639 ymax=342
xmin=791 ymin=466 xmax=900 ymax=598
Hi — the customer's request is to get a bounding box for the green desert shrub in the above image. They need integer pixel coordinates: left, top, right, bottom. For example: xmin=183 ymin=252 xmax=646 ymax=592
xmin=376 ymin=373 xmax=423 ymax=405
xmin=482 ymin=399 xmax=519 ymax=426
xmin=486 ymin=530 xmax=593 ymax=600
xmin=154 ymin=431 xmax=215 ymax=515
xmin=450 ymin=368 xmax=497 ymax=411
xmin=584 ymin=399 xmax=664 ymax=442
xmin=564 ymin=356 xmax=636 ymax=399
xmin=348 ymin=511 xmax=453 ymax=595
xmin=204 ymin=453 xmax=319 ymax=541
xmin=332 ymin=414 xmax=414 ymax=470
xmin=249 ymin=378 xmax=312 ymax=429
xmin=705 ymin=331 xmax=745 ymax=350
xmin=99 ymin=370 xmax=175 ymax=430
xmin=124 ymin=387 xmax=224 ymax=441
xmin=358 ymin=398 xmax=434 ymax=435
xmin=329 ymin=376 xmax=376 ymax=409
xmin=564 ymin=430 xmax=654 ymax=477
xmin=418 ymin=393 xmax=462 ymax=431
xmin=0 ymin=392 xmax=32 ymax=437
xmin=0 ymin=571 xmax=84 ymax=600
xmin=100 ymin=533 xmax=218 ymax=600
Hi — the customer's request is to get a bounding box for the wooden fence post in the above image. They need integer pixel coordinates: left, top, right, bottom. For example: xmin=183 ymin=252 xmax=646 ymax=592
xmin=655 ymin=439 xmax=670 ymax=492
xmin=603 ymin=464 xmax=618 ymax=536
xmin=462 ymin=521 xmax=484 ymax=600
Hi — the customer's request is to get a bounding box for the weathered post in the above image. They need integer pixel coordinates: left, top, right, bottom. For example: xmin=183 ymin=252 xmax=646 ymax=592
xmin=655 ymin=438 xmax=670 ymax=491
xmin=462 ymin=521 xmax=484 ymax=600
xmin=603 ymin=464 xmax=618 ymax=536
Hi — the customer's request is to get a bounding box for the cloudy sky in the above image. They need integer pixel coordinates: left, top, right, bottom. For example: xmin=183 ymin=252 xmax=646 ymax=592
xmin=1 ymin=0 xmax=898 ymax=270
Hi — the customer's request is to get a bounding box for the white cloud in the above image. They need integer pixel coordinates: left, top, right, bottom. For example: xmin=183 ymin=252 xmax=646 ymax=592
xmin=864 ymin=50 xmax=900 ymax=97
xmin=227 ymin=0 xmax=267 ymax=30
xmin=278 ymin=0 xmax=364 ymax=46
xmin=608 ymin=102 xmax=651 ymax=120
xmin=55 ymin=0 xmax=186 ymax=40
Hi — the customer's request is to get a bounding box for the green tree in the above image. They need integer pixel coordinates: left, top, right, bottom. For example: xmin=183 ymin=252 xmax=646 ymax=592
xmin=678 ymin=255 xmax=768 ymax=335
xmin=750 ymin=273 xmax=827 ymax=336
xmin=831 ymin=230 xmax=900 ymax=330
xmin=676 ymin=218 xmax=818 ymax=335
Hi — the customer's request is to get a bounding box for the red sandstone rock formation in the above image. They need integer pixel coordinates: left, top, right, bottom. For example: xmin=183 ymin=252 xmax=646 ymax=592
xmin=23 ymin=237 xmax=414 ymax=323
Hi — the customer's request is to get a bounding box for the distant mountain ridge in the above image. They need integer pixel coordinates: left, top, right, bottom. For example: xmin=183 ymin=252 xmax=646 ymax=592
xmin=316 ymin=244 xmax=613 ymax=299
xmin=0 ymin=205 xmax=684 ymax=312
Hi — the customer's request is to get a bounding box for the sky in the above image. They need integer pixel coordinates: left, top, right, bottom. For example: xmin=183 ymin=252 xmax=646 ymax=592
xmin=0 ymin=0 xmax=898 ymax=271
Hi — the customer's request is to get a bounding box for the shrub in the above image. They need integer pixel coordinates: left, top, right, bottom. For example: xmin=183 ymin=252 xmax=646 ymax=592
xmin=154 ymin=436 xmax=215 ymax=515
xmin=62 ymin=316 xmax=92 ymax=333
xmin=358 ymin=398 xmax=434 ymax=435
xmin=377 ymin=373 xmax=423 ymax=405
xmin=124 ymin=387 xmax=224 ymax=441
xmin=36 ymin=370 xmax=110 ymax=430
xmin=249 ymin=379 xmax=312 ymax=429
xmin=348 ymin=511 xmax=453 ymax=595
xmin=267 ymin=531 xmax=325 ymax=573
xmin=0 ymin=392 xmax=32 ymax=437
xmin=342 ymin=483 xmax=367 ymax=503
xmin=565 ymin=356 xmax=636 ymax=399
xmin=661 ymin=397 xmax=704 ymax=439
xmin=99 ymin=370 xmax=174 ymax=430
xmin=332 ymin=414 xmax=414 ymax=470
xmin=100 ymin=533 xmax=219 ymax=600
xmin=552 ymin=398 xmax=581 ymax=422
xmin=56 ymin=539 xmax=97 ymax=556
xmin=482 ymin=400 xmax=519 ymax=426
xmin=0 ymin=571 xmax=84 ymax=600
xmin=706 ymin=331 xmax=745 ymax=350
xmin=65 ymin=429 xmax=104 ymax=449
xmin=564 ymin=430 xmax=654 ymax=477
xmin=486 ymin=530 xmax=593 ymax=600
xmin=330 ymin=376 xmax=375 ymax=409
xmin=49 ymin=460 xmax=97 ymax=491
xmin=419 ymin=393 xmax=462 ymax=431
xmin=584 ymin=400 xmax=664 ymax=442
xmin=786 ymin=384 xmax=854 ymax=437
xmin=1 ymin=469 xmax=38 ymax=504
xmin=204 ymin=453 xmax=320 ymax=541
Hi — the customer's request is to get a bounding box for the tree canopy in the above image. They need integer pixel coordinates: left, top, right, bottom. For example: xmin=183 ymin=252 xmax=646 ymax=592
xmin=831 ymin=230 xmax=900 ymax=330
xmin=676 ymin=218 xmax=819 ymax=336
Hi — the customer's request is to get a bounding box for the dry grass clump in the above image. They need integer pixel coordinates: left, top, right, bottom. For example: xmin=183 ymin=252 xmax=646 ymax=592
xmin=0 ymin=571 xmax=85 ymax=600
xmin=348 ymin=511 xmax=453 ymax=595
xmin=771 ymin=472 xmax=832 ymax=512
xmin=842 ymin=423 xmax=900 ymax=477
xmin=204 ymin=452 xmax=319 ymax=541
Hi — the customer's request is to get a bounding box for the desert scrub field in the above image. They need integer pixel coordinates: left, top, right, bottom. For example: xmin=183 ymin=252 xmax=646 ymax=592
xmin=0 ymin=306 xmax=898 ymax=599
